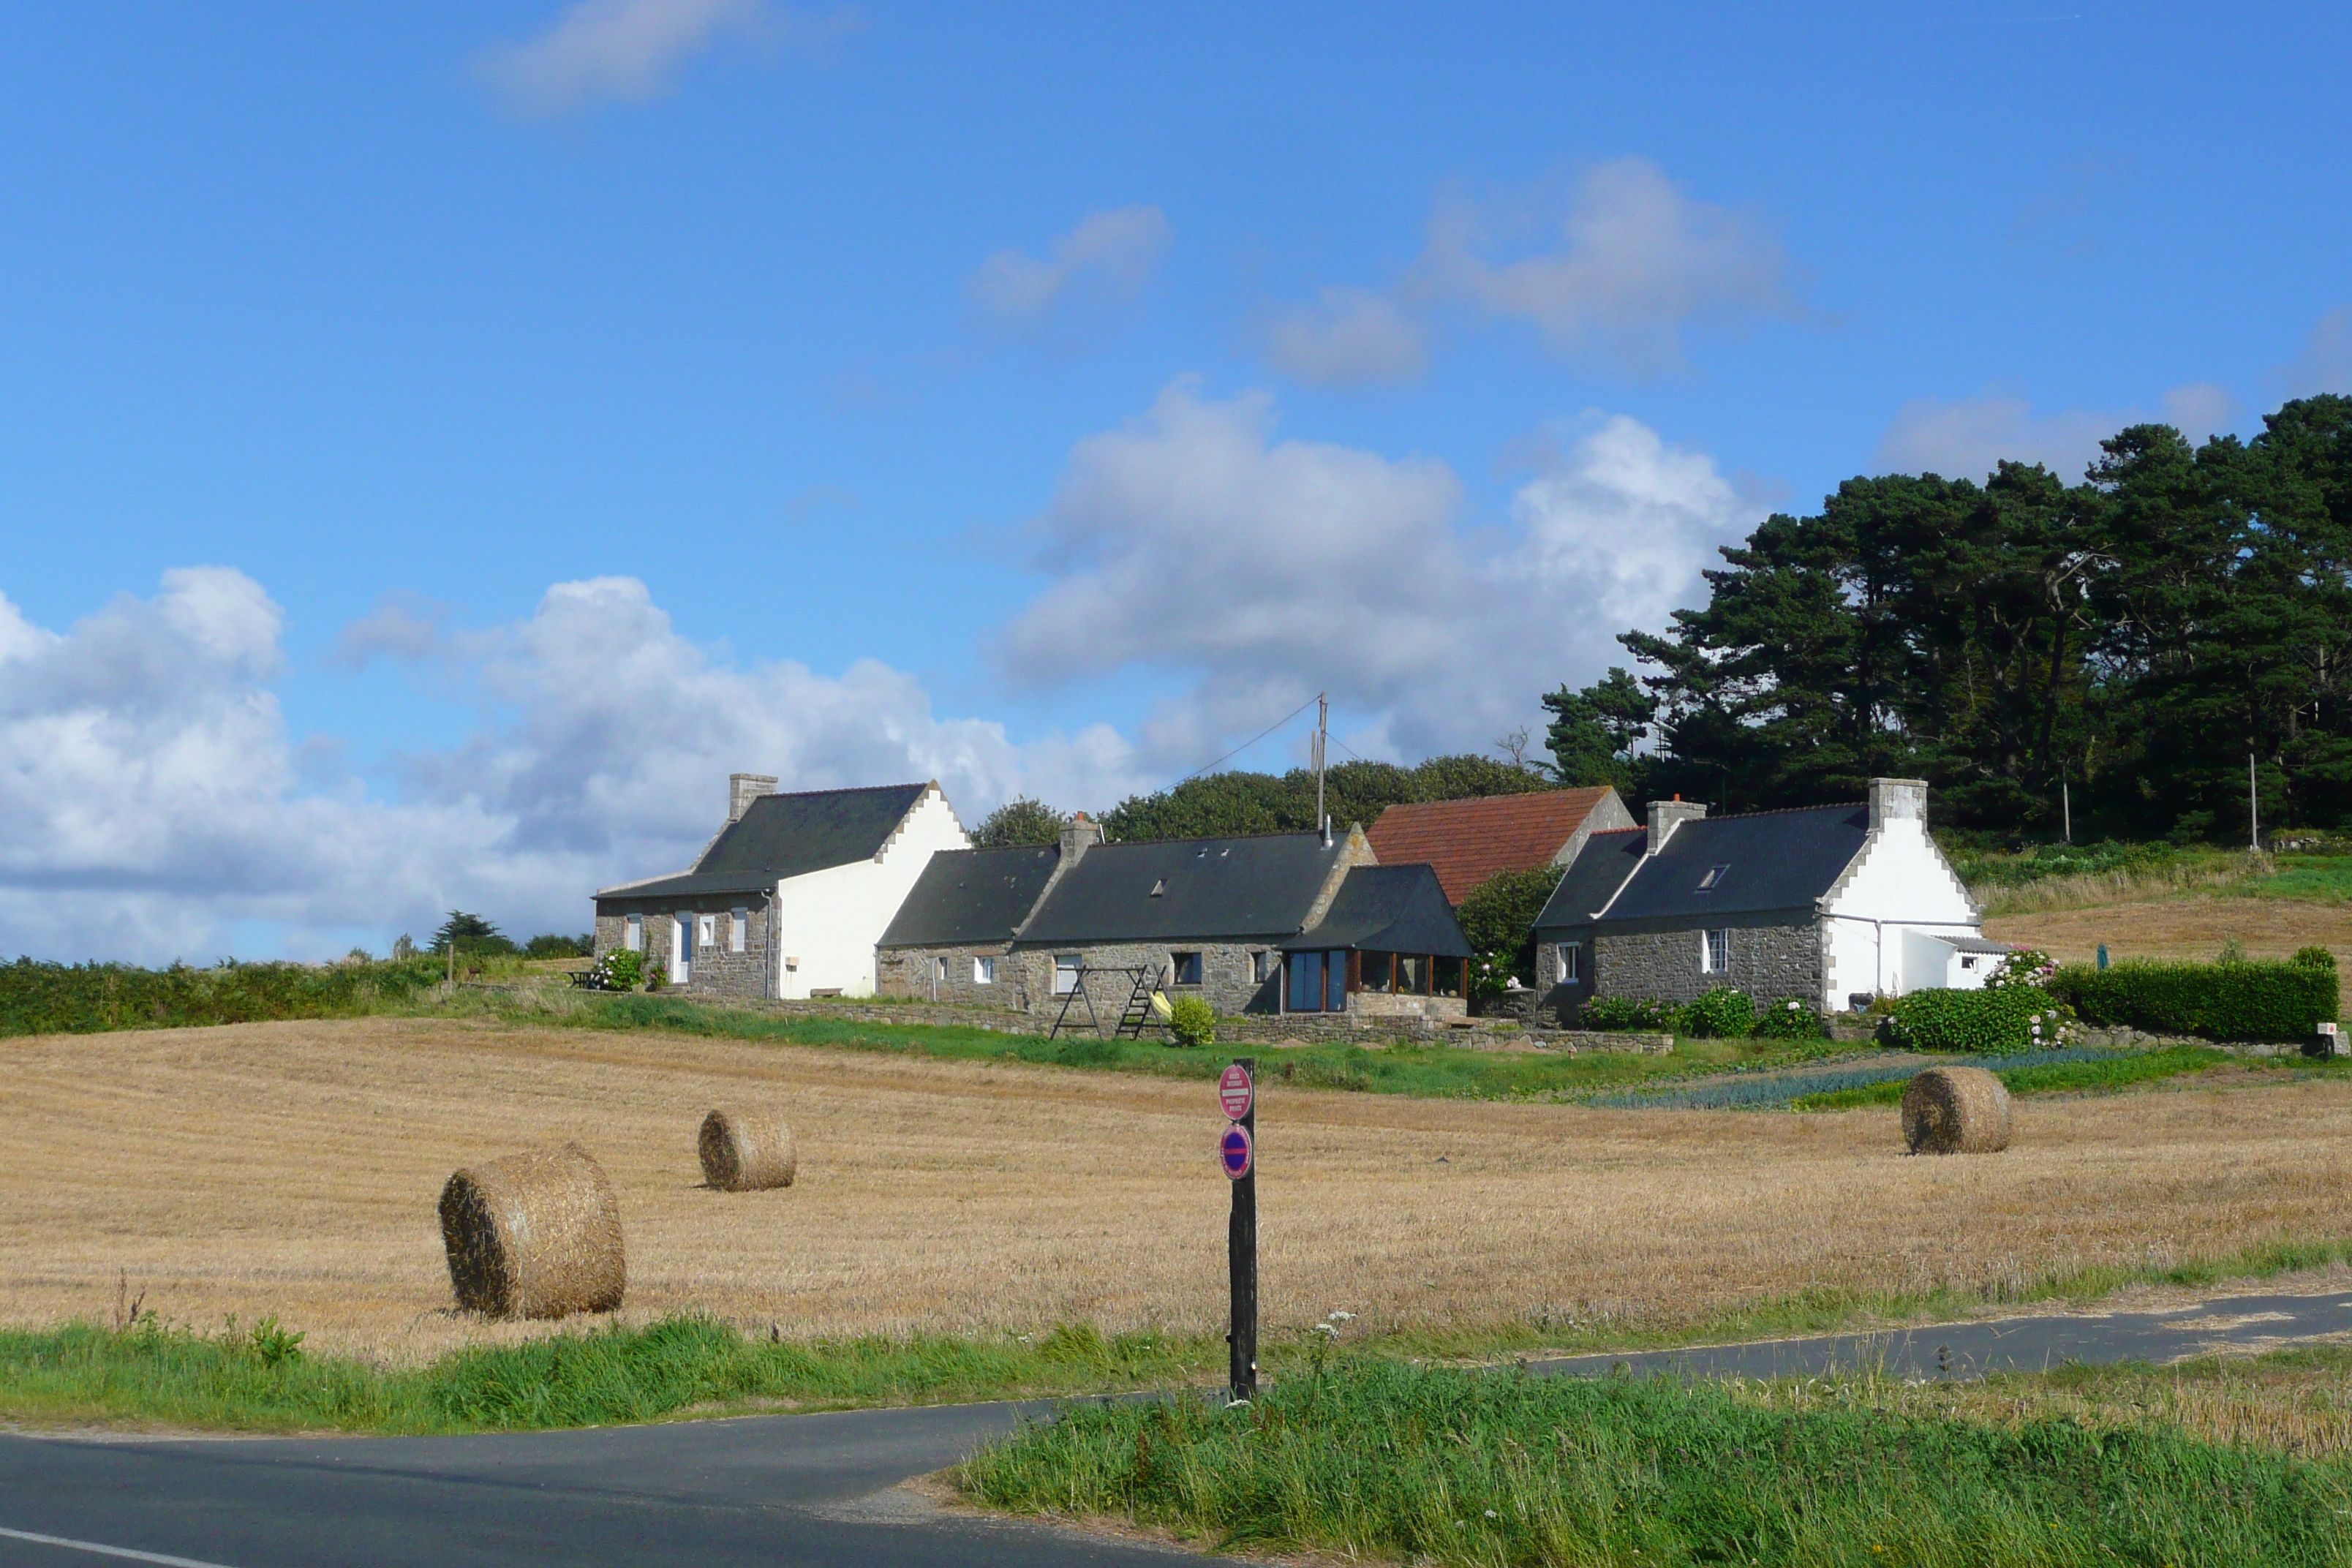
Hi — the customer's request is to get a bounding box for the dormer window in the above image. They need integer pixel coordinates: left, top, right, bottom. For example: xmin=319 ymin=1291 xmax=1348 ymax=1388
xmin=1149 ymin=878 xmax=1166 ymax=897
xmin=1697 ymin=864 xmax=1730 ymax=890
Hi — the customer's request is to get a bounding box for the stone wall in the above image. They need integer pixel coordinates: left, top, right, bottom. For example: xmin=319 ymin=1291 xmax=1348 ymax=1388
xmin=875 ymin=945 xmax=1050 ymax=1011
xmin=1011 ymin=938 xmax=1284 ymax=1016
xmin=1595 ymin=918 xmax=1823 ymax=1006
xmin=595 ymin=902 xmax=772 ymax=1000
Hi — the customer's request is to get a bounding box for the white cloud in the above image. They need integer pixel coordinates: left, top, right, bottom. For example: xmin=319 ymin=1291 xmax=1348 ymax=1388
xmin=999 ymin=382 xmax=1752 ymax=766
xmin=475 ymin=0 xmax=853 ymax=118
xmin=2280 ymin=307 xmax=2352 ymax=398
xmin=966 ymin=206 xmax=1172 ymax=331
xmin=1262 ymin=287 xmax=1429 ymax=385
xmin=1414 ymin=157 xmax=1797 ymax=371
xmin=1877 ymin=381 xmax=2239 ymax=482
xmin=0 ymin=573 xmax=1144 ymax=964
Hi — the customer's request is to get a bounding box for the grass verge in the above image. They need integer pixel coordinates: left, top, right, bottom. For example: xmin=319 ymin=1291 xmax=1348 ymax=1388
xmin=10 ymin=1235 xmax=2352 ymax=1436
xmin=954 ymin=1358 xmax=2352 ymax=1567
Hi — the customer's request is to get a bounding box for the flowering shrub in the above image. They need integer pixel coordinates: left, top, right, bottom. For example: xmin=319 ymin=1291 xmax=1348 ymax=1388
xmin=1985 ymin=948 xmax=2057 ymax=990
xmin=594 ymin=949 xmax=644 ymax=989
xmin=1753 ymin=998 xmax=1828 ymax=1039
xmin=1678 ymin=987 xmax=1757 ymax=1039
xmin=1885 ymin=985 xmax=2076 ymax=1054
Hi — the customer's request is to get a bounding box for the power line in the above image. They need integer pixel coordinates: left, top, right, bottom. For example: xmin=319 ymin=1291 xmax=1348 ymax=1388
xmin=1172 ymin=693 xmax=1322 ymax=787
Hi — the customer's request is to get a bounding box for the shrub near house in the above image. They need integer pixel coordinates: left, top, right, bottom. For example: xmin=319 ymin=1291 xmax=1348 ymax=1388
xmin=2047 ymin=954 xmax=2339 ymax=1042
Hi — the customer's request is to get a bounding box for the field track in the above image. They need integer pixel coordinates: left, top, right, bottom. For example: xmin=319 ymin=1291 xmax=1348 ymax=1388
xmin=4 ymin=1017 xmax=2350 ymax=1364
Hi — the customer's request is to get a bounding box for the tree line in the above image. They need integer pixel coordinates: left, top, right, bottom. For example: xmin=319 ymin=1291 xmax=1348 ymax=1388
xmin=985 ymin=396 xmax=2352 ymax=853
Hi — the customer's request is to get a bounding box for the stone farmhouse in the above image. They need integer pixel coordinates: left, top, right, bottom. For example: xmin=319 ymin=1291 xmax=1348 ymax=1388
xmin=593 ymin=775 xmax=969 ymax=1000
xmin=1365 ymin=786 xmax=1633 ymax=905
xmin=875 ymin=816 xmax=1474 ymax=1020
xmin=1530 ymin=777 xmax=1994 ymax=1021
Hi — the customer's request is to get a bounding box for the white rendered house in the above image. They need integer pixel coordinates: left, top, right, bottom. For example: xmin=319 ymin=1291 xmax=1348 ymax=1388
xmin=594 ymin=775 xmax=970 ymax=1000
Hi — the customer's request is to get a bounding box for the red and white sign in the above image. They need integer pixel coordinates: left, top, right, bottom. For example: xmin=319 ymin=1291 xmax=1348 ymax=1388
xmin=1218 ymin=1063 xmax=1254 ymax=1121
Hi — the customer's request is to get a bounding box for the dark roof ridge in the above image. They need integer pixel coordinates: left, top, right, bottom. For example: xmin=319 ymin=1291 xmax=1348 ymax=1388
xmin=755 ymin=780 xmax=931 ymax=799
xmin=1097 ymin=828 xmax=1336 ymax=848
xmin=1588 ymin=825 xmax=1645 ymax=837
xmin=1682 ymin=802 xmax=1864 ymax=822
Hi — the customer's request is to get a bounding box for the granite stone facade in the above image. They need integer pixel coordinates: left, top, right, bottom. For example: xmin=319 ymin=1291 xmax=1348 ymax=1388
xmin=1594 ymin=916 xmax=1824 ymax=1006
xmin=874 ymin=944 xmax=1048 ymax=1011
xmin=594 ymin=899 xmax=774 ymax=1000
xmin=1012 ymin=938 xmax=1284 ymax=1016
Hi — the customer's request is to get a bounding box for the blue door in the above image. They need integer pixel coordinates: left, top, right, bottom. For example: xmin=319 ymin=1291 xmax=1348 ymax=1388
xmin=674 ymin=915 xmax=692 ymax=984
xmin=1287 ymin=950 xmax=1322 ymax=1012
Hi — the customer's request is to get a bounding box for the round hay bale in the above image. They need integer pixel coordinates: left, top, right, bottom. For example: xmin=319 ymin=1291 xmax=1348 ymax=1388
xmin=698 ymin=1107 xmax=796 ymax=1191
xmin=1901 ymin=1065 xmax=2012 ymax=1155
xmin=438 ymin=1142 xmax=625 ymax=1319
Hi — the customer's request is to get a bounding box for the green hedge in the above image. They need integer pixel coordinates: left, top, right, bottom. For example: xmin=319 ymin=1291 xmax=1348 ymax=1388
xmin=0 ymin=957 xmax=442 ymax=1039
xmin=1884 ymin=986 xmax=2073 ymax=1054
xmin=2047 ymin=959 xmax=2339 ymax=1042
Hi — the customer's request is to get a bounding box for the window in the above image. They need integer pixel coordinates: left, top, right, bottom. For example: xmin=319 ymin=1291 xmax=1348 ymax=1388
xmin=697 ymin=913 xmax=716 ymax=949
xmin=1171 ymin=951 xmax=1203 ymax=985
xmin=1696 ymin=864 xmax=1730 ymax=891
xmin=1557 ymin=942 xmax=1583 ymax=983
xmin=1054 ymin=955 xmax=1080 ymax=995
xmin=935 ymin=956 xmax=949 ymax=983
xmin=1702 ymin=928 xmax=1730 ymax=973
xmin=974 ymin=955 xmax=996 ymax=985
xmin=625 ymin=914 xmax=642 ymax=951
xmin=1433 ymin=956 xmax=1465 ymax=998
xmin=1149 ymin=878 xmax=1166 ymax=897
xmin=1250 ymin=950 xmax=1273 ymax=983
xmin=730 ymin=908 xmax=747 ymax=954
xmin=1959 ymin=954 xmax=1978 ymax=972
xmin=1360 ymin=951 xmax=1393 ymax=992
xmin=1397 ymin=954 xmax=1428 ymax=995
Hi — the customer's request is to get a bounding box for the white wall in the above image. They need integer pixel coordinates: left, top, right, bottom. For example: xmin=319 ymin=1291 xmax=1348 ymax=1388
xmin=1821 ymin=813 xmax=1980 ymax=1005
xmin=770 ymin=785 xmax=970 ymax=998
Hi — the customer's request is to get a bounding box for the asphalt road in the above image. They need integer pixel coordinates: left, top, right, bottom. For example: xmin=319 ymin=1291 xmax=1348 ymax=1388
xmin=4 ymin=1287 xmax=2347 ymax=1568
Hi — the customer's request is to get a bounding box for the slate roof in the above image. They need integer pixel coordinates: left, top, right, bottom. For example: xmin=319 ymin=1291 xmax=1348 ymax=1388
xmin=598 ymin=783 xmax=930 ymax=902
xmin=1282 ymin=864 xmax=1473 ymax=957
xmin=878 ymin=845 xmax=1060 ymax=948
xmin=1366 ymin=788 xmax=1617 ymax=903
xmin=1590 ymin=804 xmax=1869 ymax=924
xmin=1531 ymin=826 xmax=1650 ymax=930
xmin=1016 ymin=832 xmax=1347 ymax=945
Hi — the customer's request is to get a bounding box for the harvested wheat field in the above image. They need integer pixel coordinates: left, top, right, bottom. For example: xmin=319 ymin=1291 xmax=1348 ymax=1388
xmin=1986 ymin=894 xmax=2352 ymax=968
xmin=4 ymin=1017 xmax=2351 ymax=1367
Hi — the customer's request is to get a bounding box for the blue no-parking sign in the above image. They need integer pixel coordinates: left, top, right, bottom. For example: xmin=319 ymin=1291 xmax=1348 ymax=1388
xmin=1219 ymin=1122 xmax=1253 ymax=1180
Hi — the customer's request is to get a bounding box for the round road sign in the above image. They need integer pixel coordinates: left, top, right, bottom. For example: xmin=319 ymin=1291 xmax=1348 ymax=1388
xmin=1219 ymin=1123 xmax=1254 ymax=1180
xmin=1218 ymin=1063 xmax=1254 ymax=1121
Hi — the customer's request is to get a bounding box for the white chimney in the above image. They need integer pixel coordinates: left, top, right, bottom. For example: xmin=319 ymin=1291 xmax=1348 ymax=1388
xmin=729 ymin=773 xmax=779 ymax=823
xmin=1868 ymin=777 xmax=1929 ymax=834
xmin=1646 ymin=796 xmax=1707 ymax=849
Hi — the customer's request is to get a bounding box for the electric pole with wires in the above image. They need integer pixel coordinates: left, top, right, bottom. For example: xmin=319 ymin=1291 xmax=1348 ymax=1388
xmin=1313 ymin=693 xmax=1328 ymax=836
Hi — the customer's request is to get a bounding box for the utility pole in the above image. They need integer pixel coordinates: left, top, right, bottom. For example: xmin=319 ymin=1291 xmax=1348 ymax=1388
xmin=2062 ymin=780 xmax=2071 ymax=845
xmin=2250 ymin=752 xmax=2261 ymax=852
xmin=1313 ymin=692 xmax=1328 ymax=835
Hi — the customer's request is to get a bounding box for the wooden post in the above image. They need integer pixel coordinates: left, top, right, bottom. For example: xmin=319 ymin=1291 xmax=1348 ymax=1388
xmin=1229 ymin=1055 xmax=1258 ymax=1403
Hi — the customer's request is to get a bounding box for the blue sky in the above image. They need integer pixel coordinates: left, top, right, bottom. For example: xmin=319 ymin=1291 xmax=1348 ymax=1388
xmin=1 ymin=1 xmax=2347 ymax=960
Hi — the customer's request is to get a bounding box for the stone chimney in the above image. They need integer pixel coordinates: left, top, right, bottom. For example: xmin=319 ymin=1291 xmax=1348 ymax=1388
xmin=1059 ymin=811 xmax=1106 ymax=863
xmin=729 ymin=773 xmax=779 ymax=823
xmin=1646 ymin=796 xmax=1708 ymax=849
xmin=1869 ymin=777 xmax=1929 ymax=833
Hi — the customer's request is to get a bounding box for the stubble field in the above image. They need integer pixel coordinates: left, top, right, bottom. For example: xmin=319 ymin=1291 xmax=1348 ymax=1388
xmin=4 ymin=1017 xmax=2350 ymax=1367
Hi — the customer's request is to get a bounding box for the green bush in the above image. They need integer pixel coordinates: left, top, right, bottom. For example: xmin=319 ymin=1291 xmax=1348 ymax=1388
xmin=0 ymin=957 xmax=442 ymax=1039
xmin=1752 ymin=997 xmax=1828 ymax=1039
xmin=1457 ymin=866 xmax=1565 ymax=999
xmin=2292 ymin=946 xmax=2337 ymax=970
xmin=1885 ymin=986 xmax=2076 ymax=1054
xmin=1578 ymin=994 xmax=1678 ymax=1030
xmin=593 ymin=949 xmax=644 ymax=989
xmin=2048 ymin=958 xmax=2339 ymax=1041
xmin=1677 ymin=986 xmax=1756 ymax=1039
xmin=1166 ymin=995 xmax=1216 ymax=1047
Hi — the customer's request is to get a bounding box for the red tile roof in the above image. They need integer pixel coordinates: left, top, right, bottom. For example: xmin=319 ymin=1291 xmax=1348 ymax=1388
xmin=1366 ymin=788 xmax=1618 ymax=904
